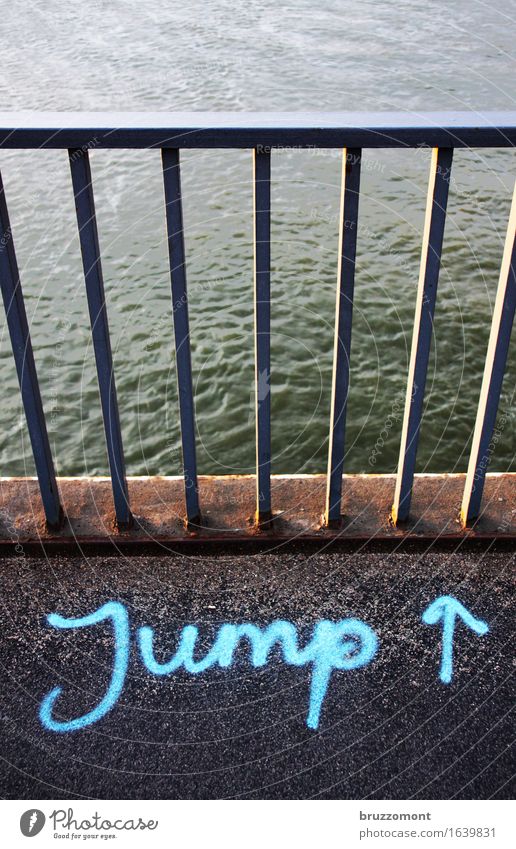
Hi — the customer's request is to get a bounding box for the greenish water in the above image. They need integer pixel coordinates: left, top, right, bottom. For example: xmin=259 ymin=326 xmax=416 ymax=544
xmin=0 ymin=0 xmax=514 ymax=478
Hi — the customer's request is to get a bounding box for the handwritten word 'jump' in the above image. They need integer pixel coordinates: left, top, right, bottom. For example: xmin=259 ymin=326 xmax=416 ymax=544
xmin=39 ymin=595 xmax=488 ymax=734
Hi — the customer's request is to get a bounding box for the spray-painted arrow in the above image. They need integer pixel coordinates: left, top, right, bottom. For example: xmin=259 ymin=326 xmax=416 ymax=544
xmin=422 ymin=595 xmax=489 ymax=684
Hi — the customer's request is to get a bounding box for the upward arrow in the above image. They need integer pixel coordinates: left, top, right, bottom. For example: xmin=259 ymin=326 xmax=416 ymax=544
xmin=422 ymin=595 xmax=489 ymax=684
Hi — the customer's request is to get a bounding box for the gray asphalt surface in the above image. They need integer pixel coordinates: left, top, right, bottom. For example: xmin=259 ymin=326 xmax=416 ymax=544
xmin=0 ymin=549 xmax=514 ymax=799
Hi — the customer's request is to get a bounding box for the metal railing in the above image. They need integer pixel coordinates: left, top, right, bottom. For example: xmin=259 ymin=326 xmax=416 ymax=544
xmin=0 ymin=112 xmax=514 ymax=531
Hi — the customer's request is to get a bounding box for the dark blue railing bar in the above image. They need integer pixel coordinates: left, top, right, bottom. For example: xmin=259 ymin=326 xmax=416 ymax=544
xmin=392 ymin=147 xmax=454 ymax=524
xmin=325 ymin=149 xmax=362 ymax=527
xmin=461 ymin=181 xmax=516 ymax=526
xmin=69 ymin=149 xmax=132 ymax=528
xmin=0 ymin=112 xmax=515 ymax=149
xmin=253 ymin=148 xmax=272 ymax=522
xmin=0 ymin=170 xmax=63 ymax=528
xmin=162 ymin=148 xmax=200 ymax=525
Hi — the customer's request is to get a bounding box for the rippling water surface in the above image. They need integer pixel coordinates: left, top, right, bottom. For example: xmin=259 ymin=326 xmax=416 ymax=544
xmin=0 ymin=0 xmax=514 ymax=477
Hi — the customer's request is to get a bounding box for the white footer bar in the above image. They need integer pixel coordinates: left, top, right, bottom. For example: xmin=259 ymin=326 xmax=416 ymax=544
xmin=2 ymin=799 xmax=513 ymax=848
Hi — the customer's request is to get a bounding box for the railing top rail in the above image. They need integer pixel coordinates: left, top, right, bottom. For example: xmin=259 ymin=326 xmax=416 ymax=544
xmin=0 ymin=111 xmax=515 ymax=148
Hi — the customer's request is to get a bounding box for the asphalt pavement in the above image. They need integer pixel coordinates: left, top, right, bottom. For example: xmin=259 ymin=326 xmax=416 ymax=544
xmin=0 ymin=548 xmax=513 ymax=799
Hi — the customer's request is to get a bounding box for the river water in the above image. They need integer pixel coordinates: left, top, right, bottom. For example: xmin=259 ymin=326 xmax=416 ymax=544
xmin=0 ymin=0 xmax=514 ymax=478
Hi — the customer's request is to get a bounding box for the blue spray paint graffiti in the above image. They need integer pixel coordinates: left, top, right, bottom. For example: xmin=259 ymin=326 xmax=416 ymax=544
xmin=39 ymin=604 xmax=378 ymax=733
xmin=39 ymin=601 xmax=130 ymax=733
xmin=139 ymin=617 xmax=378 ymax=729
xmin=422 ymin=595 xmax=489 ymax=683
xmin=39 ymin=594 xmax=489 ymax=734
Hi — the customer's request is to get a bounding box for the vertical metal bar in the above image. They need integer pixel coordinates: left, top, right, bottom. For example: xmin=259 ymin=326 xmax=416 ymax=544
xmin=461 ymin=180 xmax=516 ymax=526
xmin=0 ymin=170 xmax=63 ymax=529
xmin=162 ymin=148 xmax=200 ymax=525
xmin=392 ymin=147 xmax=453 ymax=525
xmin=253 ymin=148 xmax=272 ymax=524
xmin=324 ymin=148 xmax=361 ymax=527
xmin=69 ymin=149 xmax=132 ymax=528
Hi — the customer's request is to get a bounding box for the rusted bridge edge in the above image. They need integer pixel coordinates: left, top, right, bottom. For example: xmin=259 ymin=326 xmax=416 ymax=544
xmin=0 ymin=473 xmax=513 ymax=551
